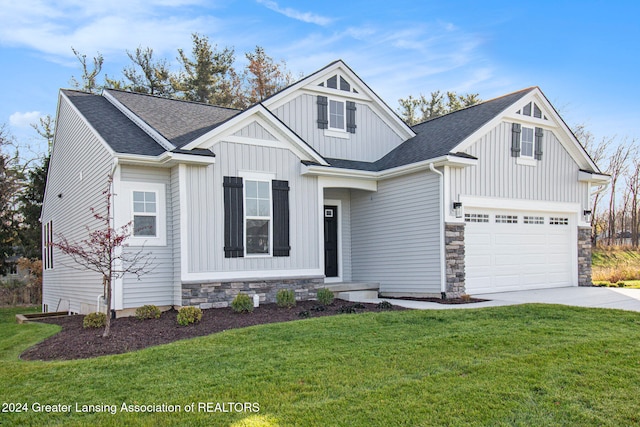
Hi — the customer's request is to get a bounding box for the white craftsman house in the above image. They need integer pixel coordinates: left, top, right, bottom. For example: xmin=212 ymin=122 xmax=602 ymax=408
xmin=41 ymin=60 xmax=608 ymax=315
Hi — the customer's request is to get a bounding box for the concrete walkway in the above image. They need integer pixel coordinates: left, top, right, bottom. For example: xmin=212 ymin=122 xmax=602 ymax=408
xmin=356 ymin=287 xmax=640 ymax=312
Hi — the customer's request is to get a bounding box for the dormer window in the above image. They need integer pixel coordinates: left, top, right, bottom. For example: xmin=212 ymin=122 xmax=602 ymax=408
xmin=329 ymin=99 xmax=345 ymax=130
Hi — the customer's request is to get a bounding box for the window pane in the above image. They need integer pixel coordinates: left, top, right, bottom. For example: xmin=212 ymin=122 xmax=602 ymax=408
xmin=145 ymin=201 xmax=156 ymax=213
xmin=246 ymin=219 xmax=269 ymax=254
xmin=133 ymin=191 xmax=145 ymax=202
xmin=133 ymin=202 xmax=145 ymax=213
xmin=521 ymin=127 xmax=534 ymax=157
xmin=523 ymin=102 xmax=532 ymax=116
xmin=258 ymin=181 xmax=270 ymax=199
xmin=246 ymin=199 xmax=258 ymax=216
xmin=258 ymin=199 xmax=270 ymax=216
xmin=134 ymin=215 xmax=156 ymax=236
xmin=246 ymin=181 xmax=257 ymax=198
xmin=329 ymin=100 xmax=344 ymax=129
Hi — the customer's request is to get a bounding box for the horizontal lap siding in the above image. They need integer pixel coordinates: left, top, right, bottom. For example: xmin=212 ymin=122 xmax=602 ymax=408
xmin=187 ymin=142 xmax=319 ymax=273
xmin=451 ymin=122 xmax=588 ymax=204
xmin=351 ymin=172 xmax=441 ymax=294
xmin=41 ymin=97 xmax=113 ymax=313
xmin=273 ymin=94 xmax=403 ymax=162
xmin=120 ymin=166 xmax=174 ymax=308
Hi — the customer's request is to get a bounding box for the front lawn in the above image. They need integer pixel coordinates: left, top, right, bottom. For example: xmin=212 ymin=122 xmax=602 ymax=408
xmin=1 ymin=305 xmax=640 ymax=426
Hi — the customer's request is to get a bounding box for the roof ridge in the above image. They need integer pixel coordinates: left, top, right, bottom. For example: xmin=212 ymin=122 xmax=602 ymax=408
xmin=103 ymin=88 xmax=243 ymax=112
xmin=411 ymin=87 xmax=537 ymax=128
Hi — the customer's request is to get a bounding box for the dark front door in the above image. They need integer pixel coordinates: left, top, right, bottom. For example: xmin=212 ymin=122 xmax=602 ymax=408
xmin=324 ymin=205 xmax=338 ymax=278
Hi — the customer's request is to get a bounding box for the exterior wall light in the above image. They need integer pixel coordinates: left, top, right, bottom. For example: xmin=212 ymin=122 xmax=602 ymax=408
xmin=583 ymin=210 xmax=592 ymax=223
xmin=453 ymin=202 xmax=463 ymax=218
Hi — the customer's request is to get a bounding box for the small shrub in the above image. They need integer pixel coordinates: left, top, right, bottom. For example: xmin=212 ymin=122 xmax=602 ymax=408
xmin=83 ymin=312 xmax=107 ymax=328
xmin=316 ymin=288 xmax=334 ymax=305
xmin=231 ymin=293 xmax=254 ymax=313
xmin=135 ymin=304 xmax=161 ymax=320
xmin=177 ymin=306 xmax=203 ymax=326
xmin=338 ymin=305 xmax=357 ymax=314
xmin=616 ymin=281 xmax=626 ymax=288
xmin=298 ymin=310 xmax=310 ymax=318
xmin=376 ymin=301 xmax=394 ymax=310
xmin=460 ymin=294 xmax=472 ymax=302
xmin=276 ymin=289 xmax=296 ymax=308
xmin=311 ymin=305 xmax=326 ymax=312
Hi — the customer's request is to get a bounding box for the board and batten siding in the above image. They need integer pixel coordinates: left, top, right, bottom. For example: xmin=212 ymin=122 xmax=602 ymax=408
xmin=450 ymin=122 xmax=589 ymax=206
xmin=233 ymin=122 xmax=277 ymax=140
xmin=170 ymin=166 xmax=182 ymax=305
xmin=41 ymin=96 xmax=114 ymax=314
xmin=186 ymin=141 xmax=320 ymax=274
xmin=324 ymin=188 xmax=352 ymax=282
xmin=273 ymin=93 xmax=404 ymax=162
xmin=350 ymin=171 xmax=442 ymax=295
xmin=119 ymin=166 xmax=174 ymax=308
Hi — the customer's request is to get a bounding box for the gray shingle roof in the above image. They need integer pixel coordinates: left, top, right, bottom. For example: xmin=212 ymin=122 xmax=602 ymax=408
xmin=106 ymin=90 xmax=240 ymax=148
xmin=62 ymin=90 xmax=166 ymax=156
xmin=374 ymin=88 xmax=535 ymax=170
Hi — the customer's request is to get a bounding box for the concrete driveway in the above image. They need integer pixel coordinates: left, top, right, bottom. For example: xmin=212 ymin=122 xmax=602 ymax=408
xmin=375 ymin=287 xmax=640 ymax=312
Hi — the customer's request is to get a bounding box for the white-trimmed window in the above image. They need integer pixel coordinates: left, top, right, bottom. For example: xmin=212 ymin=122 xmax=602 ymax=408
xmin=524 ymin=216 xmax=544 ymax=225
xmin=329 ymin=99 xmax=345 ymax=131
xmin=465 ymin=213 xmax=489 ymax=223
xmin=521 ymin=126 xmax=534 ymax=158
xmin=133 ymin=191 xmax=157 ymax=237
xmin=43 ymin=220 xmax=54 ymax=270
xmin=245 ymin=179 xmax=272 ymax=255
xmin=496 ymin=215 xmax=518 ymax=224
xmin=117 ymin=182 xmax=166 ymax=246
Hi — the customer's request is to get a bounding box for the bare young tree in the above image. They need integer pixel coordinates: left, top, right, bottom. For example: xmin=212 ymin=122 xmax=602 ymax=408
xmin=54 ymin=174 xmax=154 ymax=337
xmin=627 ymin=156 xmax=640 ymax=247
xmin=606 ymin=141 xmax=634 ymax=245
xmin=69 ymin=47 xmax=104 ymax=94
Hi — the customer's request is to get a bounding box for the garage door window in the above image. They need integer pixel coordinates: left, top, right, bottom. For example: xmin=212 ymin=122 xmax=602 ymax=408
xmin=549 ymin=217 xmax=569 ymax=225
xmin=496 ymin=215 xmax=518 ymax=224
xmin=524 ymin=216 xmax=544 ymax=225
xmin=465 ymin=213 xmax=489 ymax=223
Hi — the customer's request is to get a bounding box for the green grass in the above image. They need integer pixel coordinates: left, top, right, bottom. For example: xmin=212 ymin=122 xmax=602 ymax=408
xmin=2 ymin=305 xmax=640 ymax=426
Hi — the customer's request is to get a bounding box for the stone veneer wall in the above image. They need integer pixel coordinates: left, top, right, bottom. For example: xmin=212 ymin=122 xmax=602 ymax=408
xmin=578 ymin=227 xmax=593 ymax=287
xmin=182 ymin=277 xmax=325 ymax=309
xmin=445 ymin=222 xmax=465 ymax=298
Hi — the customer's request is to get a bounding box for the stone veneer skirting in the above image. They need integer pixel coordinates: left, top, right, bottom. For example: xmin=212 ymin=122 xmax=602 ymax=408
xmin=445 ymin=222 xmax=465 ymax=298
xmin=578 ymin=226 xmax=593 ymax=287
xmin=182 ymin=277 xmax=325 ymax=309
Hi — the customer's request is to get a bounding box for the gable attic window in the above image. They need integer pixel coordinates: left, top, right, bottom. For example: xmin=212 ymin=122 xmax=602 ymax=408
xmin=329 ymin=100 xmax=345 ymax=130
xmin=511 ymin=123 xmax=544 ymax=164
xmin=516 ymin=102 xmax=548 ymax=120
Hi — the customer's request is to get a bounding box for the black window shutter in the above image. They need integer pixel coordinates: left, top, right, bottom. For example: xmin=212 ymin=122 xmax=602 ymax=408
xmin=272 ymin=180 xmax=290 ymax=257
xmin=534 ymin=127 xmax=544 ymax=160
xmin=223 ymin=176 xmax=244 ymax=258
xmin=317 ymin=96 xmax=328 ymax=129
xmin=346 ymin=101 xmax=357 ymax=133
xmin=511 ymin=123 xmax=521 ymax=157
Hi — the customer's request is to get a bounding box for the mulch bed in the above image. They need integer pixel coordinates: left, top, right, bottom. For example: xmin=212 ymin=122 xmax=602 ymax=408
xmin=20 ymin=300 xmax=406 ymax=361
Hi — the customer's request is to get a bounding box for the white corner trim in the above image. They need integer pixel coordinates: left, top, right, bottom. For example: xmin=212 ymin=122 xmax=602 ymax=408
xmin=178 ymin=164 xmax=189 ymax=285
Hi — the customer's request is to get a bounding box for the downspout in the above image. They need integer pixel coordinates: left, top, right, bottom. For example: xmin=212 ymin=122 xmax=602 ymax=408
xmin=429 ymin=163 xmax=447 ymax=298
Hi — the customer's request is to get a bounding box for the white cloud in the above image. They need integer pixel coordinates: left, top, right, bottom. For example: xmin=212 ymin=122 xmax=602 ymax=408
xmin=9 ymin=111 xmax=42 ymax=129
xmin=256 ymin=0 xmax=333 ymax=26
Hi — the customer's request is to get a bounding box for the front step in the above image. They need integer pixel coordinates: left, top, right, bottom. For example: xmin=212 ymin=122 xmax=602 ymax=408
xmin=335 ymin=290 xmax=379 ymax=302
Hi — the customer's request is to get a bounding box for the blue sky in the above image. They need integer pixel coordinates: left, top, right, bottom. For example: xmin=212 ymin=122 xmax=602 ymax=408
xmin=1 ymin=0 xmax=638 ymax=161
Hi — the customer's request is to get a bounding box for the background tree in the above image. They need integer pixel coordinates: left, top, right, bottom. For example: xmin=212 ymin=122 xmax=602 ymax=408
xmin=173 ymin=33 xmax=236 ymax=106
xmin=398 ymin=90 xmax=481 ymax=125
xmin=120 ymin=46 xmax=173 ymax=97
xmin=54 ymin=174 xmax=154 ymax=337
xmin=628 ymin=159 xmax=640 ymax=247
xmin=69 ymin=47 xmax=104 ymax=94
xmin=605 ymin=143 xmax=634 ymax=245
xmin=0 ymin=125 xmax=22 ymax=275
xmin=241 ymin=46 xmax=294 ymax=106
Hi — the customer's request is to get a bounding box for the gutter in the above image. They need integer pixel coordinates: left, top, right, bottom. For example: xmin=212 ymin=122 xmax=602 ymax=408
xmin=429 ymin=163 xmax=447 ymax=298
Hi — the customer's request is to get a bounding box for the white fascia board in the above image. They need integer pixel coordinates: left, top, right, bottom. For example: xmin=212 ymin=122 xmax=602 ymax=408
xmin=180 ymin=105 xmax=328 ymax=166
xmin=578 ymin=170 xmax=611 ymax=185
xmin=115 ymin=151 xmax=216 ymax=167
xmin=102 ymin=90 xmax=176 ymax=152
xmin=452 ymin=88 xmax=600 ymax=172
xmin=301 ymin=155 xmax=477 ymax=181
xmin=263 ymin=60 xmax=416 ymax=140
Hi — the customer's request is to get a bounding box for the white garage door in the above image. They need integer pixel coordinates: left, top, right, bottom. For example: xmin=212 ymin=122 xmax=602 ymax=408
xmin=465 ymin=209 xmax=575 ymax=294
